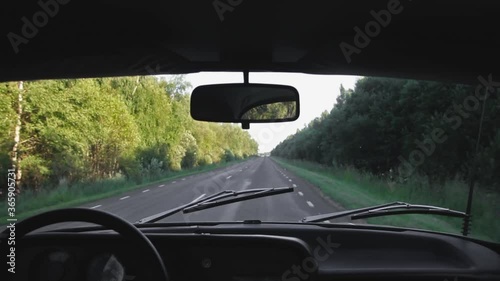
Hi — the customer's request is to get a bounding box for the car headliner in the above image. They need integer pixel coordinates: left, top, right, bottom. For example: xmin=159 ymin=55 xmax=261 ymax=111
xmin=1 ymin=0 xmax=499 ymax=85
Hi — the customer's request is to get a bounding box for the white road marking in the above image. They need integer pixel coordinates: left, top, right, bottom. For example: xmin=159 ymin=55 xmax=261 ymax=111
xmin=90 ymin=205 xmax=101 ymax=209
xmin=191 ymin=193 xmax=206 ymax=203
xmin=172 ymin=181 xmax=176 ymax=184
xmin=289 ymin=179 xmax=292 ymax=182
xmin=120 ymin=196 xmax=130 ymax=200
xmin=298 ymin=192 xmax=304 ymax=196
xmin=182 ymin=178 xmax=186 ymax=181
xmin=307 ymin=201 xmax=315 ymax=208
xmin=226 ymin=176 xmax=232 ymax=179
xmin=142 ymin=189 xmax=150 ymax=193
xmin=159 ymin=184 xmax=165 ymax=187
xmin=292 ymin=184 xmax=297 ymax=187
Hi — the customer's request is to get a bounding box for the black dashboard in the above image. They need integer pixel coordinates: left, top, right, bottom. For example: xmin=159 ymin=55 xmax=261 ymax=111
xmin=8 ymin=223 xmax=500 ymax=281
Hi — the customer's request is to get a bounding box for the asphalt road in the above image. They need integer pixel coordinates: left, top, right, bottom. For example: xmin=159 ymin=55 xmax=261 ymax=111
xmin=12 ymin=157 xmax=349 ymax=231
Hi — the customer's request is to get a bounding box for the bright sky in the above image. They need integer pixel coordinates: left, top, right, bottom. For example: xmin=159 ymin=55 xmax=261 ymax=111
xmin=167 ymin=72 xmax=360 ymax=153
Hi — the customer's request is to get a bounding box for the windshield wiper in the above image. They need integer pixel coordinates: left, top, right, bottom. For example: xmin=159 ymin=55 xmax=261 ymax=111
xmin=136 ymin=186 xmax=293 ymax=224
xmin=301 ymin=201 xmax=467 ymax=223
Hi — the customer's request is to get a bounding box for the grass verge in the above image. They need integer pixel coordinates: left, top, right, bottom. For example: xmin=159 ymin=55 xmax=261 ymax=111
xmin=0 ymin=159 xmax=249 ymax=222
xmin=272 ymin=157 xmax=499 ymax=243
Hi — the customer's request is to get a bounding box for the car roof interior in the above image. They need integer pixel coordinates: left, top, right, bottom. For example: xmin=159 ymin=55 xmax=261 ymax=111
xmin=1 ymin=0 xmax=499 ymax=84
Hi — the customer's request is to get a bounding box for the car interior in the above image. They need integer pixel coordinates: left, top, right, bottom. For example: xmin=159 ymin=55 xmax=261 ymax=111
xmin=1 ymin=1 xmax=500 ymax=281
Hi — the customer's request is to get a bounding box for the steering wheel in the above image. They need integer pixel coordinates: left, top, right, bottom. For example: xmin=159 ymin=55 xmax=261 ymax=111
xmin=1 ymin=208 xmax=169 ymax=281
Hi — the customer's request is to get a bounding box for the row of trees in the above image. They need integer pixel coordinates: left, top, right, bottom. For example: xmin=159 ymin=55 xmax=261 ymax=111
xmin=0 ymin=76 xmax=258 ymax=193
xmin=272 ymin=77 xmax=500 ymax=190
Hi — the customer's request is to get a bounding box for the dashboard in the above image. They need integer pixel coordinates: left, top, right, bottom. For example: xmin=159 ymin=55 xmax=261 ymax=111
xmin=14 ymin=233 xmax=310 ymax=281
xmin=8 ymin=223 xmax=500 ymax=281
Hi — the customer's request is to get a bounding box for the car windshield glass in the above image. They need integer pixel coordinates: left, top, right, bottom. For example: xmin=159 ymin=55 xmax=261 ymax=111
xmin=0 ymin=72 xmax=498 ymax=243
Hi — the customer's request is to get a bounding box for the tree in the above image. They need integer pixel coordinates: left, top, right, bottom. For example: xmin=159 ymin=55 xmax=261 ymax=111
xmin=272 ymin=77 xmax=500 ymax=190
xmin=0 ymin=75 xmax=259 ymax=195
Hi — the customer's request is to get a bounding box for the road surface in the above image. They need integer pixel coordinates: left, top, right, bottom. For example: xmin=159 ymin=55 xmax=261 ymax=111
xmin=9 ymin=157 xmax=350 ymax=231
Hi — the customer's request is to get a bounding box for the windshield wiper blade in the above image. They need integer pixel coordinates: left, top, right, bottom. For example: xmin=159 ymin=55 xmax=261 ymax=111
xmin=302 ymin=201 xmax=405 ymax=222
xmin=136 ymin=186 xmax=293 ymax=224
xmin=182 ymin=186 xmax=293 ymax=214
xmin=350 ymin=204 xmax=467 ymax=220
xmin=302 ymin=202 xmax=467 ymax=223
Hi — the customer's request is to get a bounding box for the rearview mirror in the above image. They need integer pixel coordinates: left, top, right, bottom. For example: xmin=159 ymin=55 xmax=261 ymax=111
xmin=191 ymin=83 xmax=299 ymax=128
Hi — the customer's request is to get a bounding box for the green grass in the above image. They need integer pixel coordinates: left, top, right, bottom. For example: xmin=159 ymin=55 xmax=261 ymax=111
xmin=272 ymin=157 xmax=499 ymax=243
xmin=0 ymin=159 xmax=248 ymax=222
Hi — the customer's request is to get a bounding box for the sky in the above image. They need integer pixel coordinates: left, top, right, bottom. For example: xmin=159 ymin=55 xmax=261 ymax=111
xmin=166 ymin=72 xmax=360 ymax=153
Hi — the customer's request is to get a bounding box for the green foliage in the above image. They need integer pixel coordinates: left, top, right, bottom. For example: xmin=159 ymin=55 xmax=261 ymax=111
xmin=20 ymin=155 xmax=51 ymax=190
xmin=242 ymin=101 xmax=296 ymax=120
xmin=272 ymin=77 xmax=500 ymax=191
xmin=20 ymin=79 xmax=140 ymax=185
xmin=0 ymin=76 xmax=258 ymax=194
xmin=270 ymin=77 xmax=499 ymax=238
xmin=273 ymin=157 xmax=499 ymax=242
xmin=223 ymin=149 xmax=236 ymax=162
xmin=0 ymin=82 xmax=16 ymax=187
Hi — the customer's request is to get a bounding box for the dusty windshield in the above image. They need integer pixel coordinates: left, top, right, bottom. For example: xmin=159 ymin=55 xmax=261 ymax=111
xmin=0 ymin=73 xmax=498 ymax=243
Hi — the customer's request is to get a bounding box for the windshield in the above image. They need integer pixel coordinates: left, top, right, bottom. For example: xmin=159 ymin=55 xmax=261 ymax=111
xmin=0 ymin=72 xmax=498 ymax=243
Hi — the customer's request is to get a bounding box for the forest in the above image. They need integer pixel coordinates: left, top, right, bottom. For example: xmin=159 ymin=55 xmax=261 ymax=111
xmin=272 ymin=77 xmax=500 ymax=191
xmin=0 ymin=76 xmax=258 ymax=195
